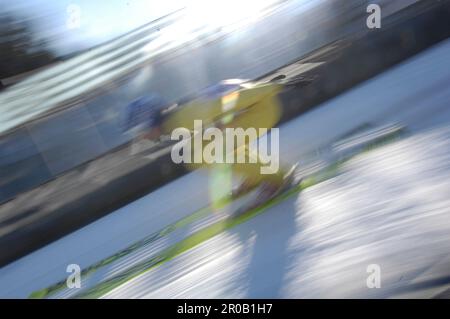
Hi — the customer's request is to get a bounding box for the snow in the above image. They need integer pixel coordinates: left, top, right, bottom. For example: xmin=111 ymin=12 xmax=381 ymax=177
xmin=103 ymin=127 xmax=450 ymax=298
xmin=1 ymin=38 xmax=450 ymax=298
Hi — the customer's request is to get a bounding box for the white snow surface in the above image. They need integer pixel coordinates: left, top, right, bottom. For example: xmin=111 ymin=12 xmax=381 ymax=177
xmin=1 ymin=38 xmax=450 ymax=298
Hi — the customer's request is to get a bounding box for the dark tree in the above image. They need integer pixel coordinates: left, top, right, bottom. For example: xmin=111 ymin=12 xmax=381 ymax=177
xmin=0 ymin=13 xmax=56 ymax=81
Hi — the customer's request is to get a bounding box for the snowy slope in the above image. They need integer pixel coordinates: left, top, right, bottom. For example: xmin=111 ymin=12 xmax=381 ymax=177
xmin=104 ymin=126 xmax=450 ymax=298
xmin=1 ymin=38 xmax=450 ymax=298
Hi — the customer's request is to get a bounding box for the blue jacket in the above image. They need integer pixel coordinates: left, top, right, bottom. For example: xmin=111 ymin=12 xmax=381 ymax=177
xmin=123 ymin=94 xmax=167 ymax=133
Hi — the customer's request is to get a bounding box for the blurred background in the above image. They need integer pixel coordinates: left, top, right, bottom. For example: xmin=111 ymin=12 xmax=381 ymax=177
xmin=0 ymin=0 xmax=450 ymax=298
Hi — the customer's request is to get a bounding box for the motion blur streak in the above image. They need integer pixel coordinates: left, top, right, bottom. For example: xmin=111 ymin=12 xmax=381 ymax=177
xmin=1 ymin=33 xmax=450 ymax=298
xmin=105 ymin=127 xmax=450 ymax=298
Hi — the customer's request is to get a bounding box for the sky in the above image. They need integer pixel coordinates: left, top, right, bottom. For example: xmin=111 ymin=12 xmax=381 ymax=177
xmin=1 ymin=0 xmax=284 ymax=56
xmin=1 ymin=0 xmax=187 ymax=55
